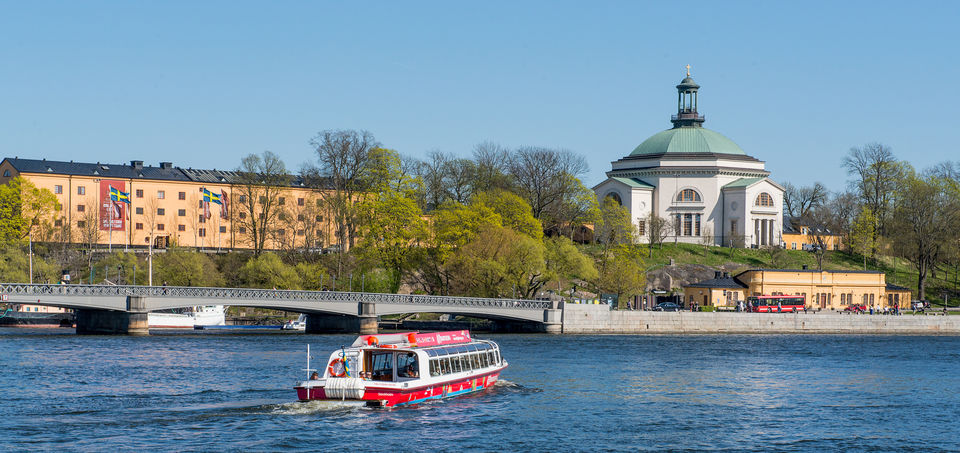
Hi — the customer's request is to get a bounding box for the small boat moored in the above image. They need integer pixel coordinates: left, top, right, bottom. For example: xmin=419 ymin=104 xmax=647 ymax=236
xmin=294 ymin=330 xmax=506 ymax=407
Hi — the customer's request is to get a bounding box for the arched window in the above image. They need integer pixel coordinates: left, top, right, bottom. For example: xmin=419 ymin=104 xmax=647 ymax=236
xmin=755 ymin=192 xmax=774 ymax=207
xmin=676 ymin=189 xmax=701 ymax=203
xmin=605 ymin=192 xmax=622 ymax=206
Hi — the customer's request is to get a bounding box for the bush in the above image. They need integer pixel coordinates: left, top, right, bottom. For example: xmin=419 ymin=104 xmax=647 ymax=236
xmin=699 ymin=305 xmax=717 ymax=312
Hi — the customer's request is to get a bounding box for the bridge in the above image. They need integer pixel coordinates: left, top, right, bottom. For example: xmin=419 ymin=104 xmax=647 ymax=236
xmin=0 ymin=283 xmax=561 ymax=335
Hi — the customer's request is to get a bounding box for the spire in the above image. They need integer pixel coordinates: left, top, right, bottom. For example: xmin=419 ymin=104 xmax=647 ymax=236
xmin=671 ymin=66 xmax=705 ymax=128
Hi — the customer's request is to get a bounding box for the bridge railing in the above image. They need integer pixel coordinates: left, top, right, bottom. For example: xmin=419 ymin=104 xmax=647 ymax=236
xmin=0 ymin=283 xmax=552 ymax=310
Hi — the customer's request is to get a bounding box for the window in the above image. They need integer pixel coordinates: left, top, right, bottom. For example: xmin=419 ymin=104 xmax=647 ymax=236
xmin=316 ymin=215 xmax=323 ymax=222
xmin=297 ymin=198 xmax=304 ymax=206
xmin=157 ymin=190 xmax=165 ymax=199
xmin=77 ymin=186 xmax=85 ymax=195
xmin=135 ymin=207 xmax=143 ymax=215
xmin=297 ymin=214 xmax=305 ymax=221
xmin=791 ymin=242 xmax=797 ymax=250
xmin=198 ymin=228 xmax=206 ymax=237
xmin=278 ymin=197 xmax=285 ymax=206
xmin=135 ymin=223 xmax=143 ymax=230
xmin=198 ymin=200 xmax=204 ymax=209
xmin=54 ymin=185 xmax=63 ymax=194
xmin=238 ymin=212 xmax=246 ymax=219
xmin=678 ymin=213 xmax=702 ymax=236
xmin=755 ymin=192 xmax=774 ymax=207
xmin=178 ymin=191 xmax=186 ymax=200
xmin=278 ymin=229 xmax=286 ymax=236
xmin=178 ymin=225 xmax=185 ymax=232
xmin=157 ymin=208 xmax=165 ymax=216
xmin=77 ymin=204 xmax=85 ymax=212
xmin=238 ymin=195 xmax=246 ymax=203
xmin=77 ymin=220 xmax=86 ymax=228
xmin=637 ymin=220 xmax=646 ymax=236
xmin=199 ymin=214 xmax=206 ymax=223
xmin=136 ymin=189 xmax=143 ymax=198
xmin=238 ymin=227 xmax=246 ymax=234
xmin=676 ymin=189 xmax=701 ymax=202
xmin=157 ymin=224 xmax=164 ymax=231
xmin=54 ymin=219 xmax=62 ymax=227
xmin=296 ymin=229 xmax=304 ymax=236
xmin=2 ymin=170 xmax=9 ymax=177
xmin=178 ymin=209 xmax=186 ymax=217
xmin=219 ymin=226 xmax=226 ymax=233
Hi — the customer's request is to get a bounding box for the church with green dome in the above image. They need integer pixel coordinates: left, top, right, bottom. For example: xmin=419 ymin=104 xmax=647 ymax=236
xmin=593 ymin=71 xmax=784 ymax=247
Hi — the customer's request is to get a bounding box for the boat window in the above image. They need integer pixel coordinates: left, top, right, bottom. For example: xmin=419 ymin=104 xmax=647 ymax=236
xmin=480 ymin=352 xmax=489 ymax=368
xmin=369 ymin=352 xmax=394 ymax=381
xmin=487 ymin=351 xmax=495 ymax=365
xmin=496 ymin=350 xmax=501 ymax=364
xmin=430 ymin=359 xmax=440 ymax=377
xmin=451 ymin=355 xmax=462 ymax=373
xmin=472 ymin=353 xmax=481 ymax=369
xmin=426 ymin=349 xmax=438 ymax=357
xmin=440 ymin=357 xmax=451 ymax=375
xmin=461 ymin=354 xmax=472 ymax=372
xmin=397 ymin=352 xmax=419 ymax=379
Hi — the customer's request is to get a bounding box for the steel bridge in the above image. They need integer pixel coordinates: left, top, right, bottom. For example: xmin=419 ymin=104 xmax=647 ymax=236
xmin=0 ymin=283 xmax=561 ymax=335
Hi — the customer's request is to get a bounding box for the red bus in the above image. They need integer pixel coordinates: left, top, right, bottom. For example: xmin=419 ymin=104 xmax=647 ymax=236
xmin=747 ymin=295 xmax=806 ymax=313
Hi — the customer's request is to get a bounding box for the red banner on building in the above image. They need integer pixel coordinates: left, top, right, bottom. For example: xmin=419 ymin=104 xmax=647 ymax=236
xmin=99 ymin=180 xmax=126 ymax=231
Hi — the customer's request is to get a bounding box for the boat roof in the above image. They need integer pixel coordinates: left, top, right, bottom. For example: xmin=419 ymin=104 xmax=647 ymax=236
xmin=350 ymin=330 xmax=474 ymax=348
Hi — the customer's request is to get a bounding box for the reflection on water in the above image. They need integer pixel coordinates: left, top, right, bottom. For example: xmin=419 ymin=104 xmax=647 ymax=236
xmin=2 ymin=329 xmax=959 ymax=451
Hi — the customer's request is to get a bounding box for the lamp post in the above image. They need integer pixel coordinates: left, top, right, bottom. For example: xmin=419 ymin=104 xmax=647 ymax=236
xmin=28 ymin=229 xmax=33 ymax=284
xmin=117 ymin=264 xmax=123 ymax=285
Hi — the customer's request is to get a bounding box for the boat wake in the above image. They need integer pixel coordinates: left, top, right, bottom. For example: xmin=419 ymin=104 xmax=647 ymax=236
xmin=494 ymin=379 xmax=542 ymax=394
xmin=267 ymin=400 xmax=370 ymax=415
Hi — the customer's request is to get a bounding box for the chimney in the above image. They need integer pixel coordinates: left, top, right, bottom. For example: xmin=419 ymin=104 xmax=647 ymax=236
xmin=130 ymin=160 xmax=143 ymax=169
xmin=802 ymin=265 xmax=808 ymax=270
xmin=723 ymin=272 xmax=730 ymax=279
xmin=714 ymin=271 xmax=722 ymax=279
xmin=160 ymin=162 xmax=173 ymax=169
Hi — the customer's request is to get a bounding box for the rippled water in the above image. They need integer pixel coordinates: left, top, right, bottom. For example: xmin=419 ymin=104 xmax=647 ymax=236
xmin=2 ymin=329 xmax=959 ymax=452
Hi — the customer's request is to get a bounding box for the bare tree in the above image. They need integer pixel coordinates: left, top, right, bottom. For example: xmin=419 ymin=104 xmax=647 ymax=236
xmin=472 ymin=141 xmax=512 ymax=193
xmin=842 ymin=143 xmax=904 ymax=255
xmin=890 ymin=173 xmax=957 ymax=299
xmin=646 ymin=213 xmax=671 ymax=255
xmin=235 ymin=151 xmax=290 ymax=255
xmin=305 ymin=129 xmax=378 ymax=275
xmin=509 ymin=147 xmax=588 ymax=222
xmin=783 ymin=182 xmax=828 ymax=220
xmin=444 ymin=158 xmax=476 ymax=204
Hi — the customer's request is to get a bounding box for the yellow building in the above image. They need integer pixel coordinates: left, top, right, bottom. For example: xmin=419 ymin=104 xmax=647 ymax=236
xmin=683 ymin=268 xmax=912 ymax=310
xmin=781 ymin=217 xmax=843 ymax=251
xmin=0 ymin=157 xmax=338 ymax=251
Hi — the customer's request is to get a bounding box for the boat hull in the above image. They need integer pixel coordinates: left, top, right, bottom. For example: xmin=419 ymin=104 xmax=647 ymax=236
xmin=0 ymin=311 xmax=74 ymax=327
xmin=295 ymin=367 xmax=504 ymax=407
xmin=149 ymin=307 xmax=226 ymax=329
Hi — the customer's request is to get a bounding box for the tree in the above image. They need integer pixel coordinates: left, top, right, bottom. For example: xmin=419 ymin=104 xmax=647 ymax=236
xmin=848 ymin=206 xmax=877 ymax=270
xmin=306 ymin=129 xmax=379 ymax=275
xmin=154 ymin=249 xmax=225 ymax=287
xmin=646 ymin=213 xmax=671 ymax=255
xmin=782 ymin=182 xmax=828 ymax=219
xmin=594 ymin=197 xmax=634 ymax=250
xmin=357 ymin=191 xmax=428 ymax=293
xmin=472 ymin=191 xmax=543 ymax=240
xmin=842 ymin=143 xmax=905 ymax=256
xmin=595 ymin=246 xmax=646 ymax=309
xmin=545 ymin=236 xmax=598 ymax=294
xmin=238 ymin=252 xmax=301 ymax=289
xmin=471 ymin=141 xmax=513 ymax=193
xmin=889 ymin=173 xmax=956 ymax=299
xmin=0 ymin=177 xmax=59 ymax=245
xmin=235 ymin=151 xmax=290 ymax=255
xmin=0 ymin=245 xmax=59 ymax=283
xmin=451 ymin=225 xmax=547 ymax=298
xmin=508 ymin=147 xmax=588 ymax=220
xmin=547 ymin=174 xmax=600 ymax=240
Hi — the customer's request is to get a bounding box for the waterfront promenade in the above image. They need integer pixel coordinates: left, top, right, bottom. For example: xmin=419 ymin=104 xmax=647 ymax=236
xmin=562 ymin=303 xmax=960 ymax=334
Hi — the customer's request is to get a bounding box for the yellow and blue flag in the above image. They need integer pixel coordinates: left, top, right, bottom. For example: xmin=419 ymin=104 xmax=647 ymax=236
xmin=202 ymin=188 xmax=223 ymax=205
xmin=109 ymin=186 xmax=131 ymax=204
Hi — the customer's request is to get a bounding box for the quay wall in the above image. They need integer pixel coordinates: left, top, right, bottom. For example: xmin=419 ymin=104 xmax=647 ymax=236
xmin=561 ymin=304 xmax=960 ymax=335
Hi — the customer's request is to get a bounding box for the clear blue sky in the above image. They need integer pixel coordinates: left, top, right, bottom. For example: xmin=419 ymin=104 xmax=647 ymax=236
xmin=2 ymin=1 xmax=957 ymax=191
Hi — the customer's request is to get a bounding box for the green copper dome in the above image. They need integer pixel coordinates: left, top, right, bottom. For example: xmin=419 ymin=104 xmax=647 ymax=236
xmin=629 ymin=127 xmax=746 ymax=156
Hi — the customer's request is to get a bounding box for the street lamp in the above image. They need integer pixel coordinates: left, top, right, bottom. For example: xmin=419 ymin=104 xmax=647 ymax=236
xmin=118 ymin=264 xmax=124 ymax=285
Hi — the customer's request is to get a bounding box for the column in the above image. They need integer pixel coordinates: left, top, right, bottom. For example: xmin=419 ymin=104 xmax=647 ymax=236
xmin=768 ymin=220 xmax=775 ymax=246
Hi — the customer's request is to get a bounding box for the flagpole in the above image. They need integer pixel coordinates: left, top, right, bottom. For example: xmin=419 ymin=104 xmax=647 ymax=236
xmin=108 ymin=194 xmax=113 ymax=253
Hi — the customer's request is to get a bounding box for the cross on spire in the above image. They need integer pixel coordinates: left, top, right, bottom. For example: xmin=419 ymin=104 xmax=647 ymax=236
xmin=685 ymin=64 xmax=691 ymax=77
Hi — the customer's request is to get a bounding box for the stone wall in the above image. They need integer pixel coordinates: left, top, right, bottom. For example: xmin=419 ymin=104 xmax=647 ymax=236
xmin=561 ymin=303 xmax=960 ymax=334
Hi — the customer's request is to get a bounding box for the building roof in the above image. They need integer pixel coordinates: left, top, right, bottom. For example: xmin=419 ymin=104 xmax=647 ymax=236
xmin=885 ymin=283 xmax=911 ymax=292
xmin=783 ymin=217 xmax=837 ymax=236
xmin=722 ymin=177 xmax=765 ymax=189
xmin=3 ymin=157 xmax=318 ymax=188
xmin=629 ymin=127 xmax=747 ymax=157
xmin=610 ymin=176 xmax=655 ymax=189
xmin=735 ymin=268 xmax=885 ymax=278
xmin=687 ymin=273 xmax=748 ymax=289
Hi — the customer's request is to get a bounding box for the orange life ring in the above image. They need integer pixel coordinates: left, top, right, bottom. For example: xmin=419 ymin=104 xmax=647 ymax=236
xmin=382 ymin=344 xmax=397 ymax=349
xmin=328 ymin=358 xmax=346 ymax=377
xmin=366 ymin=336 xmax=379 ymax=346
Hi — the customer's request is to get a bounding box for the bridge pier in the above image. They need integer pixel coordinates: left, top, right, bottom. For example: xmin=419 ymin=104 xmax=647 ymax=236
xmin=76 ymin=296 xmax=149 ymax=335
xmin=304 ymin=302 xmax=379 ymax=334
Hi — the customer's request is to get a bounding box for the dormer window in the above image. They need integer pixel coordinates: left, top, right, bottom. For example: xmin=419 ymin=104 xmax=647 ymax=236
xmin=676 ymin=189 xmax=701 ymax=202
xmin=755 ymin=192 xmax=774 ymax=207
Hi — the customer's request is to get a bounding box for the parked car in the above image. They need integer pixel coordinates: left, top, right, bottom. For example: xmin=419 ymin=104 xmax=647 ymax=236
xmin=654 ymin=302 xmax=681 ymax=312
xmin=843 ymin=304 xmax=866 ymax=313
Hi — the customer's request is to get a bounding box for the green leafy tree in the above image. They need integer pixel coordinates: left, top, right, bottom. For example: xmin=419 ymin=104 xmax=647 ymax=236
xmin=0 ymin=177 xmax=60 ymax=245
xmin=294 ymin=262 xmax=331 ymax=290
xmin=889 ymin=173 xmax=956 ymax=299
xmin=472 ymin=190 xmax=543 ymax=239
xmin=92 ymin=252 xmax=147 ymax=285
xmin=154 ymin=249 xmax=225 ymax=287
xmin=595 ymin=245 xmax=646 ymax=309
xmin=545 ymin=236 xmax=598 ymax=294
xmin=238 ymin=252 xmax=301 ymax=289
xmin=848 ymin=206 xmax=877 ymax=270
xmin=357 ymin=190 xmax=428 ymax=292
xmin=451 ymin=225 xmax=547 ymax=298
xmin=0 ymin=245 xmax=59 ymax=283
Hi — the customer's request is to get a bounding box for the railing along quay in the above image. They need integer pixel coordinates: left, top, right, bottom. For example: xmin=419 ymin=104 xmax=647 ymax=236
xmin=0 ymin=283 xmax=551 ymax=310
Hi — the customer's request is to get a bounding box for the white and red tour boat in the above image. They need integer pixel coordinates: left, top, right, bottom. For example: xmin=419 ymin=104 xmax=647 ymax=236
xmin=294 ymin=330 xmax=506 ymax=407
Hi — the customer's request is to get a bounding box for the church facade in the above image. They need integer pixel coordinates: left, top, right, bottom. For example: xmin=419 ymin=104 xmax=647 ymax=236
xmin=593 ymin=72 xmax=784 ymax=247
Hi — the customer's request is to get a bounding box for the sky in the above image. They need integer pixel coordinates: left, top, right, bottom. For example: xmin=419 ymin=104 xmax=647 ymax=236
xmin=2 ymin=1 xmax=958 ymax=192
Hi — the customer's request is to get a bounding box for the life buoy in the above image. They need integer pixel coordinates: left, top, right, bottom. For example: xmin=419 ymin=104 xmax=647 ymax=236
xmin=328 ymin=358 xmax=346 ymax=377
xmin=366 ymin=336 xmax=379 ymax=346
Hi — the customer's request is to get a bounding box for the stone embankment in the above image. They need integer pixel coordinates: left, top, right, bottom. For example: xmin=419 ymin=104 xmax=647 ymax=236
xmin=562 ymin=304 xmax=960 ymax=334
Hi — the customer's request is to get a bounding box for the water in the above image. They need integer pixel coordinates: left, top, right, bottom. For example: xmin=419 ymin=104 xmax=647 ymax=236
xmin=2 ymin=330 xmax=959 ymax=452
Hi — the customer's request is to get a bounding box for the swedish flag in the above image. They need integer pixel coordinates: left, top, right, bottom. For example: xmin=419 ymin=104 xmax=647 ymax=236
xmin=202 ymin=188 xmax=223 ymax=205
xmin=109 ymin=186 xmax=131 ymax=204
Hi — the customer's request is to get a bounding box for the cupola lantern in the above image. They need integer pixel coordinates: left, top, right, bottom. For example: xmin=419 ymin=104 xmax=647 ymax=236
xmin=671 ymin=65 xmax=705 ymax=128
